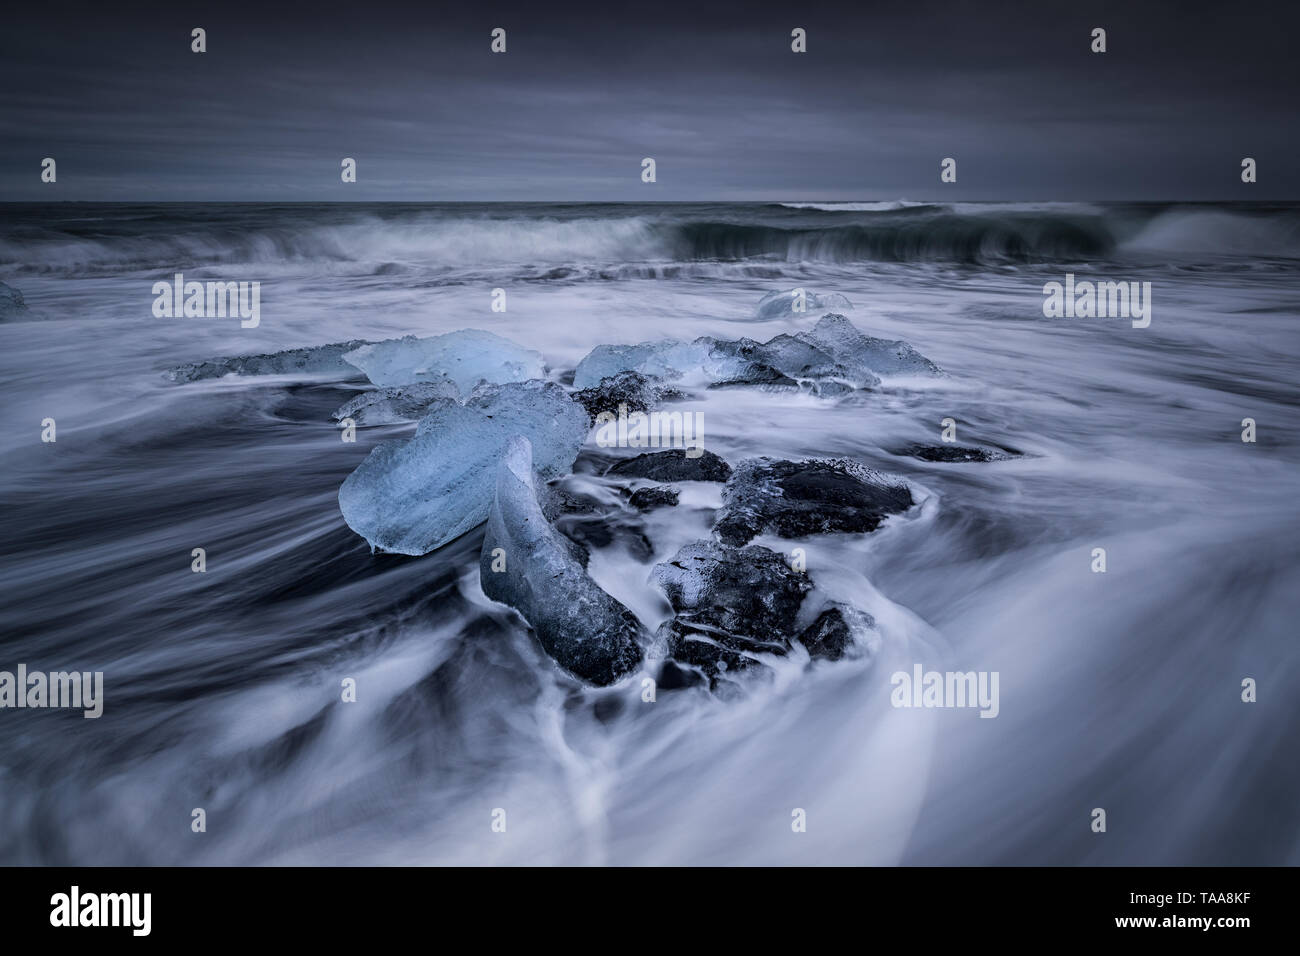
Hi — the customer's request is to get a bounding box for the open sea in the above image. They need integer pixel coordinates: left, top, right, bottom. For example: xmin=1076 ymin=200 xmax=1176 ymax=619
xmin=1 ymin=200 xmax=1297 ymax=864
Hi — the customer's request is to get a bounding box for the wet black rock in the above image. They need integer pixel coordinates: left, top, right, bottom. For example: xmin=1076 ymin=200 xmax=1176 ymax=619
xmin=573 ymin=370 xmax=664 ymax=420
xmin=540 ymin=479 xmax=655 ymax=564
xmin=655 ymin=659 xmax=707 ymax=690
xmin=540 ymin=484 xmax=606 ymax=521
xmin=556 ymin=514 xmax=655 ymax=564
xmin=714 ymin=457 xmax=913 ymax=546
xmin=796 ymin=605 xmax=873 ymax=662
xmin=899 ymin=443 xmax=1015 ymax=463
xmin=628 ymin=486 xmax=680 ymax=512
xmin=651 ymin=540 xmax=812 ymax=679
xmin=604 ymin=449 xmax=733 ymax=483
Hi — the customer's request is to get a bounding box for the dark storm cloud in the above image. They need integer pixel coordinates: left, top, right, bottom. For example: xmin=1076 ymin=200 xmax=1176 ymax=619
xmin=1 ymin=0 xmax=1296 ymax=200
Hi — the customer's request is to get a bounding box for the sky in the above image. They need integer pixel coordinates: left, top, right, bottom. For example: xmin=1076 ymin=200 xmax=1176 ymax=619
xmin=1 ymin=0 xmax=1296 ymax=201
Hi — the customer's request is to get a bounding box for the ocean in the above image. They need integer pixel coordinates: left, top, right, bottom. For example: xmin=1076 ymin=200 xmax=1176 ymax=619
xmin=1 ymin=200 xmax=1297 ymax=864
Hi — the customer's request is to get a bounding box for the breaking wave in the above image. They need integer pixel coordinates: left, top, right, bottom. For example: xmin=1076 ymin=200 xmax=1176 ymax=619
xmin=1 ymin=203 xmax=1296 ymax=278
xmin=1120 ymin=208 xmax=1300 ymax=257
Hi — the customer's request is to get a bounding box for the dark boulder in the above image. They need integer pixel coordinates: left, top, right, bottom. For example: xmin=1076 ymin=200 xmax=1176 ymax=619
xmin=604 ymin=448 xmax=733 ymax=483
xmin=796 ymin=605 xmax=873 ymax=662
xmin=573 ymin=370 xmax=664 ymax=421
xmin=714 ymin=457 xmax=913 ymax=546
xmin=628 ymin=485 xmax=680 ymax=512
xmin=651 ymin=540 xmax=812 ymax=680
xmin=898 ymin=443 xmax=1016 ymax=463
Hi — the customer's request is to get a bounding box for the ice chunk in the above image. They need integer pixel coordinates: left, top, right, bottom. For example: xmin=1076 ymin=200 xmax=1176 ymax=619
xmin=756 ymin=288 xmax=853 ymax=319
xmin=795 ymin=313 xmax=941 ymax=377
xmin=572 ymin=338 xmax=767 ymax=390
xmin=166 ymin=339 xmax=372 ymax=383
xmin=343 ymin=329 xmax=544 ymax=393
xmin=701 ymin=332 xmax=877 ymax=390
xmin=572 ymin=315 xmax=936 ymax=395
xmin=571 ymin=340 xmax=711 ymax=389
xmin=338 ymin=380 xmax=590 ymax=555
xmin=479 ymin=436 xmax=644 ymax=685
xmin=717 ymin=334 xmax=830 ymax=373
xmin=332 ymin=381 xmax=461 ymax=426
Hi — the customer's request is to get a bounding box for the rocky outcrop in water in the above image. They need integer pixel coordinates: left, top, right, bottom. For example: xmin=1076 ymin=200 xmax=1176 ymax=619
xmin=628 ymin=486 xmax=680 ymax=512
xmin=898 ymin=443 xmax=1017 ymax=463
xmin=713 ymin=457 xmax=914 ymax=546
xmin=573 ymin=370 xmax=669 ymax=420
xmin=603 ymin=448 xmax=732 ymax=483
xmin=795 ymin=604 xmax=874 ymax=662
xmin=650 ymin=541 xmax=876 ymax=682
xmin=651 ymin=541 xmax=811 ymax=679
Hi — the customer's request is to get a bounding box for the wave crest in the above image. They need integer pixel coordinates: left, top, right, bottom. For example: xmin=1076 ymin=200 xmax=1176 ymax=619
xmin=1 ymin=204 xmax=1296 ymax=277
